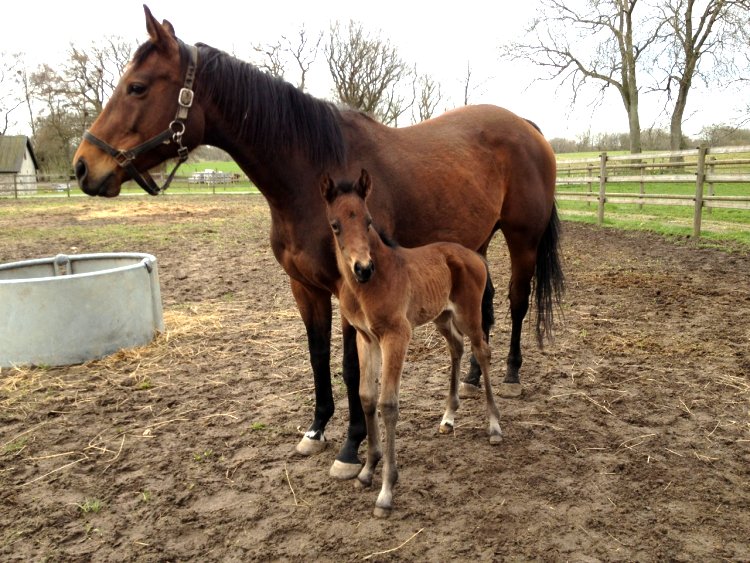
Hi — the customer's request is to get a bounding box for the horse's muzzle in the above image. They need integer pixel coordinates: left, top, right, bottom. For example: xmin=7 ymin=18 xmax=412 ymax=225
xmin=354 ymin=260 xmax=375 ymax=283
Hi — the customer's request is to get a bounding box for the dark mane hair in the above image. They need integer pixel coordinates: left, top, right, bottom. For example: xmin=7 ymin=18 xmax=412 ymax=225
xmin=191 ymin=42 xmax=346 ymax=168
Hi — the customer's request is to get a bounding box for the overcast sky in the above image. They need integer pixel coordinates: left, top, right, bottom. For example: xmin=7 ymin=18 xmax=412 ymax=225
xmin=2 ymin=0 xmax=747 ymax=140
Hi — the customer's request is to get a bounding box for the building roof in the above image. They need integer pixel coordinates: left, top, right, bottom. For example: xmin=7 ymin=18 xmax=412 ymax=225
xmin=0 ymin=136 xmax=39 ymax=173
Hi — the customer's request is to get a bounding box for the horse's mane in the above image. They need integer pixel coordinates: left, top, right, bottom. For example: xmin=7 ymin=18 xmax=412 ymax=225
xmin=186 ymin=42 xmax=347 ymax=168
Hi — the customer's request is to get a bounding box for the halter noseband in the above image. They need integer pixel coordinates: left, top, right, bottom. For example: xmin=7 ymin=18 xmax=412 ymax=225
xmin=82 ymin=44 xmax=199 ymax=196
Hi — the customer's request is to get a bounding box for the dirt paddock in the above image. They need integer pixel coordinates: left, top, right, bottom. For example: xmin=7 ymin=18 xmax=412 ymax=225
xmin=1 ymin=195 xmax=748 ymax=561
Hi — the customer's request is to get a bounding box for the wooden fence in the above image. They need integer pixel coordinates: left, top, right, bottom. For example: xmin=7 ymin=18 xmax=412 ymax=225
xmin=555 ymin=145 xmax=750 ymax=237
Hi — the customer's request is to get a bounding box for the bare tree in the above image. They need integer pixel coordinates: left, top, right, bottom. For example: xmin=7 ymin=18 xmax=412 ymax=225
xmin=325 ymin=20 xmax=410 ymax=125
xmin=462 ymin=61 xmax=473 ymax=106
xmin=283 ymin=26 xmax=323 ymax=92
xmin=0 ymin=53 xmax=24 ymax=136
xmin=251 ymin=41 xmax=286 ymax=79
xmin=500 ymin=0 xmax=665 ymax=153
xmin=656 ymin=0 xmax=750 ymax=149
xmin=64 ymin=37 xmax=134 ymax=125
xmin=252 ymin=26 xmax=323 ymax=90
xmin=414 ymin=71 xmax=442 ymax=122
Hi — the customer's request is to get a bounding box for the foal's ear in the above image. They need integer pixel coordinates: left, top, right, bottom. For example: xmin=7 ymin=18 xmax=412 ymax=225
xmin=144 ymin=5 xmax=178 ymax=50
xmin=357 ymin=169 xmax=372 ymax=199
xmin=320 ymin=173 xmax=336 ymax=203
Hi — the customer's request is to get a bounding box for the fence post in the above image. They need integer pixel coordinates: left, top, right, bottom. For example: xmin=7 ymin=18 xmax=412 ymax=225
xmin=693 ymin=145 xmax=707 ymax=238
xmin=706 ymin=156 xmax=716 ymax=216
xmin=598 ymin=152 xmax=607 ymax=226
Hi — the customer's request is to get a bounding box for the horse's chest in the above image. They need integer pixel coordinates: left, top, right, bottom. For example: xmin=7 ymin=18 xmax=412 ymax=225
xmin=269 ymin=220 xmax=336 ymax=289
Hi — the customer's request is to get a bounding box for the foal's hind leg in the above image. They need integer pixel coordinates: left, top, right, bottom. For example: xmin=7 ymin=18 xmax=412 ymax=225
xmin=434 ymin=313 xmax=463 ymax=433
xmin=460 ymin=272 xmax=495 ymax=398
xmin=470 ymin=337 xmax=502 ymax=444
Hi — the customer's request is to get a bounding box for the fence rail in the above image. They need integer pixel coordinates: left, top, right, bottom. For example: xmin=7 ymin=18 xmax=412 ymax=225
xmin=555 ymin=145 xmax=750 ymax=237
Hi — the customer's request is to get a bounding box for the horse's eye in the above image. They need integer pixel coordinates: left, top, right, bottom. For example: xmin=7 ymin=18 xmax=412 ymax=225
xmin=127 ymin=83 xmax=147 ymax=96
xmin=330 ymin=221 xmax=341 ymax=235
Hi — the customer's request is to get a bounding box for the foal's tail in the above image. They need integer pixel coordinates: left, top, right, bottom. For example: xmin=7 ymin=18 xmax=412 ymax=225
xmin=534 ymin=204 xmax=565 ymax=347
xmin=481 ymin=262 xmax=496 ymax=341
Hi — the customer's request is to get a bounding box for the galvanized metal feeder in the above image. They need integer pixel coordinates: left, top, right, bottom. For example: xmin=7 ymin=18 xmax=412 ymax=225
xmin=0 ymin=253 xmax=164 ymax=367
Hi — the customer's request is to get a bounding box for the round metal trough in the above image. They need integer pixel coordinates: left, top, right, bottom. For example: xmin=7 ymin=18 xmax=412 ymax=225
xmin=0 ymin=253 xmax=164 ymax=368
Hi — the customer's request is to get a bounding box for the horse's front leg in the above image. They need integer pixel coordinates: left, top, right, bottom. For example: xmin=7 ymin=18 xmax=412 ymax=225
xmin=329 ymin=319 xmax=367 ymax=479
xmin=290 ymin=280 xmax=335 ymax=456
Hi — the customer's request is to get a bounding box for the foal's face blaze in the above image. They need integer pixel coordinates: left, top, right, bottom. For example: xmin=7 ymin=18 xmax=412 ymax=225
xmin=329 ymin=194 xmax=375 ymax=284
xmin=72 ymin=8 xmax=190 ymax=197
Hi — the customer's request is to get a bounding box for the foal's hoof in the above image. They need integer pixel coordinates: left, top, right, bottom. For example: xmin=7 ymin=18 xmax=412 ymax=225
xmin=373 ymin=506 xmax=392 ymax=519
xmin=439 ymin=422 xmax=454 ymax=434
xmin=295 ymin=433 xmax=327 ymax=456
xmin=329 ymin=459 xmax=362 ymax=480
xmin=499 ymin=382 xmax=523 ymax=398
xmin=489 ymin=433 xmax=503 ymax=445
xmin=458 ymin=381 xmax=482 ymax=398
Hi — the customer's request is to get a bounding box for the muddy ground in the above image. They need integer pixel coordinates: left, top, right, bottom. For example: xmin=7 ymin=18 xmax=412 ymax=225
xmin=1 ymin=195 xmax=748 ymax=561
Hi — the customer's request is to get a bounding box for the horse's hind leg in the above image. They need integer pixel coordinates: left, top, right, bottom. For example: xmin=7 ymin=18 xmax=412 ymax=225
xmin=434 ymin=313 xmax=463 ymax=433
xmin=501 ymin=234 xmax=537 ymax=397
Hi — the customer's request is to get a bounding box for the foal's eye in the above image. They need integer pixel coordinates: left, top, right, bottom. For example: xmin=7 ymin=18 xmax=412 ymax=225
xmin=367 ymin=218 xmax=373 ymax=230
xmin=330 ymin=221 xmax=341 ymax=235
xmin=127 ymin=83 xmax=147 ymax=96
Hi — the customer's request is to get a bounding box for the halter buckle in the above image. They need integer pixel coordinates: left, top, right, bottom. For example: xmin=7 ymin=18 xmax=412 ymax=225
xmin=178 ymin=88 xmax=194 ymax=108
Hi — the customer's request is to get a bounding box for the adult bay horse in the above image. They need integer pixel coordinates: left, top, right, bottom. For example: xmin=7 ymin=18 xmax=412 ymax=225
xmin=321 ymin=170 xmax=503 ymax=517
xmin=72 ymin=6 xmax=564 ymax=480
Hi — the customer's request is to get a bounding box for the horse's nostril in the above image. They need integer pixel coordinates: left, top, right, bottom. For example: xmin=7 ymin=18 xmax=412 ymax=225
xmin=74 ymin=158 xmax=88 ymax=184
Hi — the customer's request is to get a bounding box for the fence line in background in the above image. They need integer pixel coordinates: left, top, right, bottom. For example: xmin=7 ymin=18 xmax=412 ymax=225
xmin=555 ymin=145 xmax=750 ymax=237
xmin=4 ymin=145 xmax=750 ymax=238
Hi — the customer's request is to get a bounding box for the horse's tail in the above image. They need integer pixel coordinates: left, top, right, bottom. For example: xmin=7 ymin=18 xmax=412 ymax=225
xmin=481 ymin=262 xmax=496 ymax=341
xmin=534 ymin=203 xmax=565 ymax=347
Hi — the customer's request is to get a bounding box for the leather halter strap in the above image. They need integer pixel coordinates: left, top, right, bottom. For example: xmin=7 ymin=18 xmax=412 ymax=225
xmin=82 ymin=44 xmax=198 ymax=196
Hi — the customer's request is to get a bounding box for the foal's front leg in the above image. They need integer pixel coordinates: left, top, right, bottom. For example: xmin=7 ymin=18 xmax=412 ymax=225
xmin=356 ymin=336 xmax=382 ymax=488
xmin=373 ymin=329 xmax=410 ymax=518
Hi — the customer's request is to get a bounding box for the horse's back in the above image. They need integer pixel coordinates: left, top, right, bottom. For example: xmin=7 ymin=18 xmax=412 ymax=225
xmin=347 ymin=104 xmax=557 ymax=250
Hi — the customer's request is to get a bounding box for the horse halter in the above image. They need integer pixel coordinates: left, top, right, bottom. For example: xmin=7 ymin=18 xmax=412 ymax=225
xmin=82 ymin=44 xmax=198 ymax=195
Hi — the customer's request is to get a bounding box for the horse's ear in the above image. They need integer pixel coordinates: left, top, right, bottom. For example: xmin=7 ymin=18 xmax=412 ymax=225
xmin=357 ymin=169 xmax=372 ymax=199
xmin=162 ymin=19 xmax=176 ymax=37
xmin=320 ymin=173 xmax=335 ymax=203
xmin=144 ymin=5 xmax=178 ymax=51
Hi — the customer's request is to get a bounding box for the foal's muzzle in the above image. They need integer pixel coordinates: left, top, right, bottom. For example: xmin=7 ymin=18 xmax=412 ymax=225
xmin=354 ymin=260 xmax=375 ymax=283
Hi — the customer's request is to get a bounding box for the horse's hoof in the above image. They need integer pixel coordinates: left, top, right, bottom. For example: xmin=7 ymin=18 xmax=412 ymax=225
xmin=499 ymin=382 xmax=523 ymax=398
xmin=295 ymin=434 xmax=327 ymax=456
xmin=373 ymin=506 xmax=392 ymax=519
xmin=489 ymin=433 xmax=503 ymax=445
xmin=439 ymin=422 xmax=454 ymax=434
xmin=458 ymin=382 xmax=482 ymax=398
xmin=329 ymin=459 xmax=362 ymax=480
